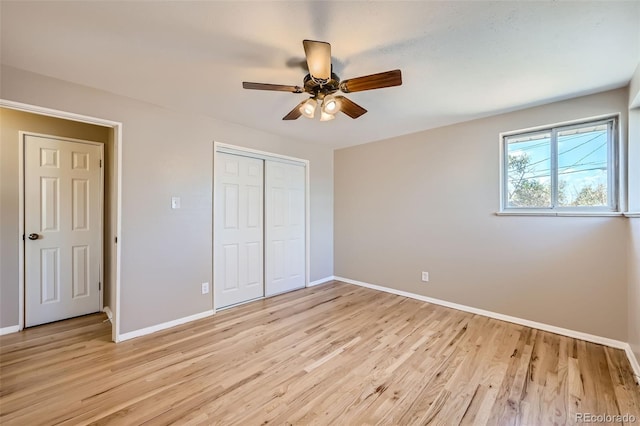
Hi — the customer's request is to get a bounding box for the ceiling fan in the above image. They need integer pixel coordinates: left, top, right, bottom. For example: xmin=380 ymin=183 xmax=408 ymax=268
xmin=242 ymin=40 xmax=402 ymax=121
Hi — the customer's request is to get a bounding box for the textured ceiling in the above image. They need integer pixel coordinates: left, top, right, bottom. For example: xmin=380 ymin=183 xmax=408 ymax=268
xmin=1 ymin=1 xmax=639 ymax=148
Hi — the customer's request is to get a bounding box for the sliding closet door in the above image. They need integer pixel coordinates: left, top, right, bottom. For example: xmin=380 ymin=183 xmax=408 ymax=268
xmin=214 ymin=153 xmax=264 ymax=309
xmin=265 ymin=161 xmax=306 ymax=296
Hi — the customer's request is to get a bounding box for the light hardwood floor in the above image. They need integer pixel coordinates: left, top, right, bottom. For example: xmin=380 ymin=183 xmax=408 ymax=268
xmin=1 ymin=281 xmax=639 ymax=425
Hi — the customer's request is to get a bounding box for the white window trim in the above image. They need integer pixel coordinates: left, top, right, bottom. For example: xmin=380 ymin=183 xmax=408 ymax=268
xmin=495 ymin=211 xmax=624 ymax=217
xmin=499 ymin=115 xmax=620 ymax=216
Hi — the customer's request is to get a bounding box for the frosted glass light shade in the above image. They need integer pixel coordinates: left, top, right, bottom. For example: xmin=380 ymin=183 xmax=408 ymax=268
xmin=300 ymin=98 xmax=317 ymax=118
xmin=320 ymin=111 xmax=335 ymax=121
xmin=322 ymin=95 xmax=340 ymax=114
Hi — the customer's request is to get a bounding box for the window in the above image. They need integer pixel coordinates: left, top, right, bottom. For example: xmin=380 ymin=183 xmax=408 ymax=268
xmin=502 ymin=117 xmax=618 ymax=212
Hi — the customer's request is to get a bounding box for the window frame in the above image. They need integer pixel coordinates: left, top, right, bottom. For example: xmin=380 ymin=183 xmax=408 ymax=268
xmin=500 ymin=116 xmax=619 ymax=213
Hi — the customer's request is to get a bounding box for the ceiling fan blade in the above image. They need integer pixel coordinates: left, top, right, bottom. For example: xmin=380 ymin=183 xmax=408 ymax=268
xmin=339 ymin=69 xmax=402 ymax=93
xmin=303 ymin=40 xmax=331 ymax=81
xmin=336 ymin=96 xmax=367 ymax=119
xmin=243 ymin=82 xmax=303 ymax=93
xmin=283 ymin=100 xmax=306 ymax=120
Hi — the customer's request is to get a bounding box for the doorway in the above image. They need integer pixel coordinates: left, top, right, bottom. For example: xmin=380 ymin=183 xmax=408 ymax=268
xmin=1 ymin=100 xmax=123 ymax=342
xmin=213 ymin=143 xmax=308 ymax=310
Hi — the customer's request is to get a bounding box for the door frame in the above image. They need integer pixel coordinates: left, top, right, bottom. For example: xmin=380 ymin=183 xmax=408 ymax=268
xmin=22 ymin=133 xmax=105 ymax=325
xmin=2 ymin=99 xmax=123 ymax=343
xmin=213 ymin=142 xmax=310 ymax=312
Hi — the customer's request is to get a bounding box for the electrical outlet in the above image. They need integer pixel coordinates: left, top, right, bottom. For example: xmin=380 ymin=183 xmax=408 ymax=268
xmin=421 ymin=272 xmax=429 ymax=282
xmin=201 ymin=282 xmax=209 ymax=294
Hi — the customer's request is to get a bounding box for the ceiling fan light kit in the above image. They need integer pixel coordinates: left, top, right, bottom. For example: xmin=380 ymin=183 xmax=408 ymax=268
xmin=242 ymin=39 xmax=403 ymax=122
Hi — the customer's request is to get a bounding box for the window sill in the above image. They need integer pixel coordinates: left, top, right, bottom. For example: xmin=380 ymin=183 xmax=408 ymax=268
xmin=624 ymin=212 xmax=640 ymax=218
xmin=495 ymin=211 xmax=624 ymax=217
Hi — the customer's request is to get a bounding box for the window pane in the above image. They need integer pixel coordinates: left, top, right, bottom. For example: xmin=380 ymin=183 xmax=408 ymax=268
xmin=557 ymin=124 xmax=608 ymax=207
xmin=506 ymin=133 xmax=551 ymax=208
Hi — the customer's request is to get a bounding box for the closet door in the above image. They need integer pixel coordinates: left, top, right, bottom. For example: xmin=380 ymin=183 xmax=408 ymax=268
xmin=265 ymin=161 xmax=306 ymax=296
xmin=214 ymin=153 xmax=264 ymax=309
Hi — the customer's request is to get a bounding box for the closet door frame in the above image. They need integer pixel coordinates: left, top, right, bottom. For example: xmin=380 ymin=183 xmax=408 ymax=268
xmin=212 ymin=142 xmax=309 ymax=312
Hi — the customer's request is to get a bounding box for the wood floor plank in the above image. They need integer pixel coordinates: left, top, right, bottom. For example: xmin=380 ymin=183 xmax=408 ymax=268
xmin=1 ymin=281 xmax=638 ymax=425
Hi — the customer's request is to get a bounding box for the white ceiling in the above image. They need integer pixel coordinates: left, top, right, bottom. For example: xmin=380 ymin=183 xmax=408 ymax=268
xmin=1 ymin=1 xmax=639 ymax=148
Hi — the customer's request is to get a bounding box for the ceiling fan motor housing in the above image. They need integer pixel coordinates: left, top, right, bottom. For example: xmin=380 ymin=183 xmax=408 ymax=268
xmin=304 ymin=73 xmax=341 ymax=99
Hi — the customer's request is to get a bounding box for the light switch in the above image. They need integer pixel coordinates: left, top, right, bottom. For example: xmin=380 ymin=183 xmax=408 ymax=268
xmin=171 ymin=196 xmax=181 ymax=209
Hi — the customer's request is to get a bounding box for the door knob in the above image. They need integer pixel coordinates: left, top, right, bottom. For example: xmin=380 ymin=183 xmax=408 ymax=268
xmin=28 ymin=233 xmax=39 ymax=240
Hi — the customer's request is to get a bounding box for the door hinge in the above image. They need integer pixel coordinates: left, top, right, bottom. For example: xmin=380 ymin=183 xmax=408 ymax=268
xmin=99 ymin=159 xmax=102 ymax=168
xmin=115 ymin=236 xmax=118 ymax=244
xmin=99 ymin=282 xmax=102 ymax=291
xmin=22 ymin=234 xmax=25 ymax=241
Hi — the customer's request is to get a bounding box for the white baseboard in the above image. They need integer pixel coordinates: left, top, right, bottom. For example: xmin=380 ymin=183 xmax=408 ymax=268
xmin=308 ymin=276 xmax=336 ymax=287
xmin=335 ymin=276 xmax=635 ymax=364
xmin=0 ymin=325 xmax=20 ymax=336
xmin=625 ymin=346 xmax=640 ymax=382
xmin=117 ymin=310 xmax=214 ymax=342
xmin=102 ymin=306 xmax=113 ymax=323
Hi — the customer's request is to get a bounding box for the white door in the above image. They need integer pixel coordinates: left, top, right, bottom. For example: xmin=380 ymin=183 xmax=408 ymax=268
xmin=265 ymin=161 xmax=306 ymax=296
xmin=215 ymin=153 xmax=264 ymax=309
xmin=24 ymin=135 xmax=103 ymax=327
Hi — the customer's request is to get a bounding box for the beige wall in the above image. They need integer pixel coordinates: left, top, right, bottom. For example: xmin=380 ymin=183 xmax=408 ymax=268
xmin=0 ymin=65 xmax=334 ymax=334
xmin=628 ymin=69 xmax=640 ymax=363
xmin=335 ymin=88 xmax=629 ymax=341
xmin=629 ymin=219 xmax=640 ymax=363
xmin=0 ymin=107 xmax=112 ymax=328
xmin=628 ymin=67 xmax=640 ymax=214
xmin=630 ymin=64 xmax=640 ymax=109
